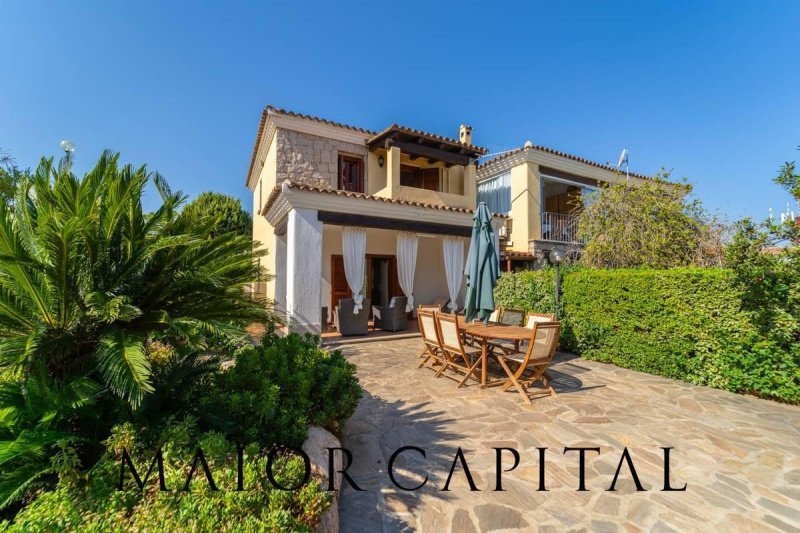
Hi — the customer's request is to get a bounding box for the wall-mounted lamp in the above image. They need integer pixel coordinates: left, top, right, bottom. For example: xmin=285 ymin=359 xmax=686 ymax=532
xmin=377 ymin=155 xmax=385 ymax=168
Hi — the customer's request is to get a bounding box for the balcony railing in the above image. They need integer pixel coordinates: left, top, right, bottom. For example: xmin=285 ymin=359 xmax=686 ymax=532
xmin=540 ymin=212 xmax=585 ymax=244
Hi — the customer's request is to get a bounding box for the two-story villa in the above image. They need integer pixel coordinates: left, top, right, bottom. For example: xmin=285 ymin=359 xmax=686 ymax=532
xmin=477 ymin=143 xmax=653 ymax=271
xmin=247 ymin=106 xmax=498 ymax=334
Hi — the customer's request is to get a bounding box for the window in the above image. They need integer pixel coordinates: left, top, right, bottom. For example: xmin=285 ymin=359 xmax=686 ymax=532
xmin=400 ymin=165 xmax=440 ymax=191
xmin=477 ymin=172 xmax=511 ymax=215
xmin=338 ymin=154 xmax=364 ymax=193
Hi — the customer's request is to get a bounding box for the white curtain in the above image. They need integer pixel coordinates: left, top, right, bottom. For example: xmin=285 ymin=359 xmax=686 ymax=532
xmin=442 ymin=237 xmax=464 ymax=312
xmin=396 ymin=232 xmax=418 ymax=312
xmin=342 ymin=227 xmax=366 ymax=314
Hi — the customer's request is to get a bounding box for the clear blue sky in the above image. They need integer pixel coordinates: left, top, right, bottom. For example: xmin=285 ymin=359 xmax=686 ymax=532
xmin=2 ymin=1 xmax=799 ymax=220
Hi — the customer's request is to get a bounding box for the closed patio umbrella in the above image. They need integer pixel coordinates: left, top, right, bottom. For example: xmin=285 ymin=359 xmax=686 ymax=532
xmin=464 ymin=202 xmax=500 ymax=324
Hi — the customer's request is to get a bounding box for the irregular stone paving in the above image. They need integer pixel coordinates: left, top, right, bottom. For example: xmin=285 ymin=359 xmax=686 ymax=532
xmin=335 ymin=338 xmax=800 ymax=532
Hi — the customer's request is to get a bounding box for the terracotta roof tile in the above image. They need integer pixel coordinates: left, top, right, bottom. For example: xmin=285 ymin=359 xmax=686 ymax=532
xmin=265 ymin=105 xmax=377 ymax=135
xmin=478 ymin=145 xmax=652 ymax=181
xmin=260 ymin=181 xmax=508 ymax=218
xmin=245 ymin=108 xmax=269 ymax=187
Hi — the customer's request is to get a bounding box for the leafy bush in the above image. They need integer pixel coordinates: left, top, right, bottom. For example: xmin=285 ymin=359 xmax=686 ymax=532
xmin=494 ymin=270 xmax=555 ymax=315
xmin=0 ymin=417 xmax=330 ymax=532
xmin=0 ymin=152 xmax=270 ymax=508
xmin=198 ymin=334 xmax=362 ymax=448
xmin=497 ymin=268 xmax=799 ymax=402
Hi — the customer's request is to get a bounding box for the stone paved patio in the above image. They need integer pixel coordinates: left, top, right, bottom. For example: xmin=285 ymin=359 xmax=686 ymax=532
xmin=335 ymin=338 xmax=800 ymax=532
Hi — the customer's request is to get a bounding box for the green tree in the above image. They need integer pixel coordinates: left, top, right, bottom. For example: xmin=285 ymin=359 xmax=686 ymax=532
xmin=0 ymin=151 xmax=270 ymax=507
xmin=179 ymin=191 xmax=252 ymax=238
xmin=725 ymin=153 xmax=799 ymax=350
xmin=577 ymin=172 xmax=725 ymax=269
xmin=0 ymin=149 xmax=24 ymax=206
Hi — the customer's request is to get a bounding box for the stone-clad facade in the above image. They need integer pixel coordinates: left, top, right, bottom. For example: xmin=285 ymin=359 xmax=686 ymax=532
xmin=276 ymin=129 xmax=368 ymax=189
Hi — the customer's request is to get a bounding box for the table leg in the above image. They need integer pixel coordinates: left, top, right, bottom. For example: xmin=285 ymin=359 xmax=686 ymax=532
xmin=481 ymin=342 xmax=487 ymax=387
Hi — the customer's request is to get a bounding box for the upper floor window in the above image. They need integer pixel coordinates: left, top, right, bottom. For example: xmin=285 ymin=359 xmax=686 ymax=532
xmin=400 ymin=165 xmax=440 ymax=191
xmin=477 ymin=172 xmax=511 ymax=214
xmin=338 ymin=154 xmax=364 ymax=193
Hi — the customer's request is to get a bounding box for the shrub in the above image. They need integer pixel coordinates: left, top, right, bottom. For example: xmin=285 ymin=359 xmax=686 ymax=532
xmin=0 ymin=152 xmax=270 ymax=508
xmin=0 ymin=417 xmax=330 ymax=532
xmin=198 ymin=334 xmax=362 ymax=447
xmin=496 ymin=268 xmax=800 ymax=402
xmin=494 ymin=270 xmax=555 ymax=315
xmin=494 ymin=268 xmax=577 ymax=349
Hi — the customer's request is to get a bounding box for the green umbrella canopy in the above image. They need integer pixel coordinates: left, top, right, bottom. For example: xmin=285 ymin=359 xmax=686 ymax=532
xmin=463 ymin=202 xmax=500 ymax=323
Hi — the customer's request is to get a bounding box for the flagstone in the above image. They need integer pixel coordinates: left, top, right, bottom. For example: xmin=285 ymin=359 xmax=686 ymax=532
xmin=334 ymin=338 xmax=800 ymax=532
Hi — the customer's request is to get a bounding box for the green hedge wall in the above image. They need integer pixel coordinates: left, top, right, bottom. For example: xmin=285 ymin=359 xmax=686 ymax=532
xmin=495 ymin=268 xmax=800 ymax=402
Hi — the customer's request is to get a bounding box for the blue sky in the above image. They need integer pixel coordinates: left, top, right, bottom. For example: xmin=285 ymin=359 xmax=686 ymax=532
xmin=2 ymin=1 xmax=799 ymax=220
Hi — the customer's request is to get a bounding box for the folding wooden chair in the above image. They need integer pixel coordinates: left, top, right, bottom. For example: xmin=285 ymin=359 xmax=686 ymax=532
xmin=492 ymin=322 xmax=562 ymax=405
xmin=499 ymin=308 xmax=524 ymax=326
xmin=417 ymin=308 xmax=443 ymax=370
xmin=434 ymin=313 xmax=483 ymax=387
xmin=524 ymin=312 xmax=555 ymax=329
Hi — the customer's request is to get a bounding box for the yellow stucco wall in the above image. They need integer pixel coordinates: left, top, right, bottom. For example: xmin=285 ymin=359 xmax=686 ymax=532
xmin=252 ymin=135 xmax=278 ymax=301
xmin=508 ymin=161 xmax=541 ymax=251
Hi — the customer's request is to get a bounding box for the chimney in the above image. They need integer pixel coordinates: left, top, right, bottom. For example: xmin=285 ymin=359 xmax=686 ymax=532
xmin=459 ymin=124 xmax=472 ymax=145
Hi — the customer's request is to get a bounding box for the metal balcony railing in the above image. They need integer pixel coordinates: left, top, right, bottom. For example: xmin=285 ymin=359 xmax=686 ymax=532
xmin=540 ymin=212 xmax=585 ymax=244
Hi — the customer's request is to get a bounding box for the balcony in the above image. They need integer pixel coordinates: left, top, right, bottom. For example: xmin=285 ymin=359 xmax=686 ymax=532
xmin=540 ymin=211 xmax=585 ymax=244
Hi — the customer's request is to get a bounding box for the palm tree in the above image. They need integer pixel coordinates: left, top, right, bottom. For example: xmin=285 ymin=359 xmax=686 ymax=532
xmin=0 ymin=151 xmax=269 ymax=506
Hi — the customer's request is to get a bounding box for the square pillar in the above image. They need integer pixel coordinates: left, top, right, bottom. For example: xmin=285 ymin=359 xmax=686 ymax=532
xmin=509 ymin=161 xmax=541 ymax=251
xmin=286 ymin=208 xmax=323 ymax=334
xmin=464 ymin=162 xmax=477 ymax=207
xmin=387 ymin=145 xmax=401 ymax=196
xmin=274 ymin=232 xmax=288 ymax=312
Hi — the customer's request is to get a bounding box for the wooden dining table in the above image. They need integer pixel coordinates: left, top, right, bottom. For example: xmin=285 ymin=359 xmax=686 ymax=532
xmin=458 ymin=318 xmax=532 ymax=387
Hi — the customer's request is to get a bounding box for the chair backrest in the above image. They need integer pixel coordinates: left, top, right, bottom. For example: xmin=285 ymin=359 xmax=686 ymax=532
xmin=389 ymin=296 xmax=408 ymax=309
xmin=435 ymin=312 xmax=464 ymax=353
xmin=520 ymin=322 xmax=562 ymax=368
xmin=525 ymin=312 xmax=556 ymax=329
xmin=337 ymin=298 xmax=355 ymax=314
xmin=418 ymin=309 xmax=440 ymax=345
xmin=337 ymin=298 xmax=369 ymax=316
xmin=500 ymin=308 xmax=524 ymax=326
xmin=488 ymin=308 xmax=501 ymax=322
xmin=418 ymin=304 xmax=441 ymax=311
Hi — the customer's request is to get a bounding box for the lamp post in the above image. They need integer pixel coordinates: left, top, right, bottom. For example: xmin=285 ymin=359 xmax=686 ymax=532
xmin=60 ymin=140 xmax=76 ymax=171
xmin=548 ymin=249 xmax=563 ymax=319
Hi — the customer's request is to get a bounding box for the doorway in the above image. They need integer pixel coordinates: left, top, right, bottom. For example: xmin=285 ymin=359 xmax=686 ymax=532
xmin=330 ymin=254 xmax=400 ymax=322
xmin=369 ymin=256 xmax=393 ymax=307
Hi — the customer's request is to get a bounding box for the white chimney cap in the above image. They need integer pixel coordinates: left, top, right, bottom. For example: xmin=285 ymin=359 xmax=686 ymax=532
xmin=523 ymin=140 xmax=533 ymax=148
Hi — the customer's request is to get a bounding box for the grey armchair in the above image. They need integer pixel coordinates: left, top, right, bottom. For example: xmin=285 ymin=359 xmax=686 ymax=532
xmin=334 ymin=298 xmax=371 ymax=336
xmin=372 ymin=296 xmax=408 ymax=332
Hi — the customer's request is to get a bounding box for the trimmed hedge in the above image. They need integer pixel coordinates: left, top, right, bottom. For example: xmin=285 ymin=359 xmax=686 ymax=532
xmin=495 ymin=268 xmax=800 ymax=402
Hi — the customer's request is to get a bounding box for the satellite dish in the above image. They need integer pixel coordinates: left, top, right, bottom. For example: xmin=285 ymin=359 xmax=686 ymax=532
xmin=60 ymin=140 xmax=76 ymax=153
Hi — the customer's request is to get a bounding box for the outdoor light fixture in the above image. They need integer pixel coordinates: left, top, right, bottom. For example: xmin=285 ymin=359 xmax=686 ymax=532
xmin=60 ymin=140 xmax=76 ymax=171
xmin=548 ymin=250 xmax=564 ymax=319
xmin=60 ymin=140 xmax=76 ymax=154
xmin=377 ymin=155 xmax=385 ymax=167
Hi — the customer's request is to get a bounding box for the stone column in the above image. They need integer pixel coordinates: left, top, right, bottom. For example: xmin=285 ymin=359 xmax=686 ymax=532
xmin=286 ymin=208 xmax=323 ymax=334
